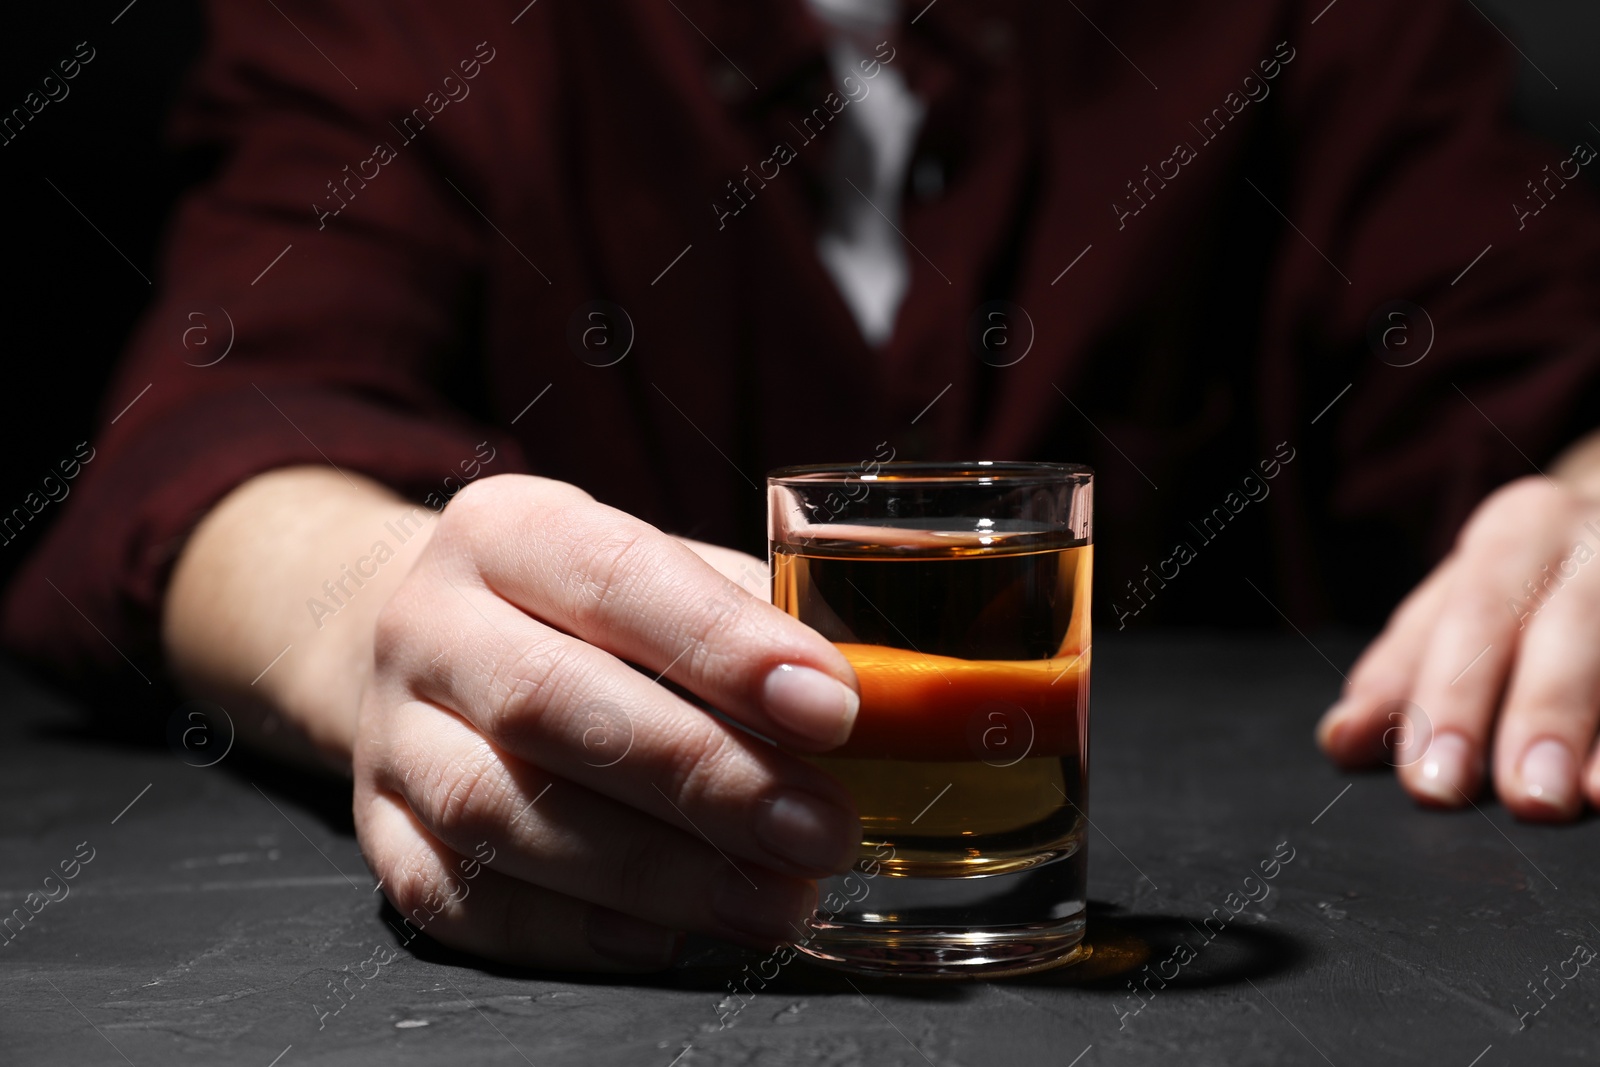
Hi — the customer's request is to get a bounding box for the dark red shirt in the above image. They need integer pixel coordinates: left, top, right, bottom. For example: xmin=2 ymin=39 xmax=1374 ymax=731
xmin=8 ymin=0 xmax=1600 ymax=692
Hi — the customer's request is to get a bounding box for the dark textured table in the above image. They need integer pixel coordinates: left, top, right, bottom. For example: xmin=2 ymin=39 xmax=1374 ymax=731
xmin=3 ymin=633 xmax=1596 ymax=1066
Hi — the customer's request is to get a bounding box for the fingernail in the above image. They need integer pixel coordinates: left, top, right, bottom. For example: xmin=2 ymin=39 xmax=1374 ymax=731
xmin=761 ymin=664 xmax=858 ymax=747
xmin=712 ymin=871 xmax=816 ymax=945
xmin=1414 ymin=731 xmax=1472 ymax=803
xmin=586 ymin=906 xmax=682 ymax=969
xmin=754 ymin=788 xmax=859 ymax=874
xmin=1519 ymin=738 xmax=1577 ymax=813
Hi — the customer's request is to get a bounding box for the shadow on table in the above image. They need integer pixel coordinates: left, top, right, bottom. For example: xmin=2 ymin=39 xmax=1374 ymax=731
xmin=31 ymin=695 xmax=359 ymax=834
xmin=384 ymin=899 xmax=1307 ymax=1004
xmin=1014 ymin=900 xmax=1308 ymax=991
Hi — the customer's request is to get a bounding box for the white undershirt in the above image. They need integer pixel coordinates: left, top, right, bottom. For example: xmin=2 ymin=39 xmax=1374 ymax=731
xmin=804 ymin=0 xmax=924 ymax=347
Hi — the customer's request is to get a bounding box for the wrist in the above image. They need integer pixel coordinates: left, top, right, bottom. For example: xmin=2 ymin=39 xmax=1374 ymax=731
xmin=272 ymin=502 xmax=440 ymax=768
xmin=163 ymin=466 xmax=436 ymax=772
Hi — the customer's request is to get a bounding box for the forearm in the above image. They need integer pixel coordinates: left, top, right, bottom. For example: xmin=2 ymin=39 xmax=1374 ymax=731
xmin=162 ymin=466 xmax=436 ymax=772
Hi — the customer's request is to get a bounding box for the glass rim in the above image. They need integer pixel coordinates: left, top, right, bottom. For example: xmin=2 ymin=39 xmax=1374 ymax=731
xmin=766 ymin=460 xmax=1093 ymax=486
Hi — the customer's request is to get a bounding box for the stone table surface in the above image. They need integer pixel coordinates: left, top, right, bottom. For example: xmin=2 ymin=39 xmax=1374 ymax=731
xmin=2 ymin=633 xmax=1596 ymax=1066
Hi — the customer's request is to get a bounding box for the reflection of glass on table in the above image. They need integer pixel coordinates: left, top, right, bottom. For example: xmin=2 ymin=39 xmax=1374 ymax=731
xmin=768 ymin=462 xmax=1094 ymax=978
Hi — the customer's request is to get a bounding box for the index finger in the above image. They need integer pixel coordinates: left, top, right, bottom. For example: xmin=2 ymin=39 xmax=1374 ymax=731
xmin=447 ymin=476 xmax=859 ymax=751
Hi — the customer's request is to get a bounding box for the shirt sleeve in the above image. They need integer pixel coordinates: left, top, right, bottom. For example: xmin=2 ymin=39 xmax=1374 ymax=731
xmin=1262 ymin=0 xmax=1600 ymax=610
xmin=1 ymin=0 xmax=527 ymax=696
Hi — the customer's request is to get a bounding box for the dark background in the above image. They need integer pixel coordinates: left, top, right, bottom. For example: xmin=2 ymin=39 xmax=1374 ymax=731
xmin=2 ymin=0 xmax=1598 ymax=594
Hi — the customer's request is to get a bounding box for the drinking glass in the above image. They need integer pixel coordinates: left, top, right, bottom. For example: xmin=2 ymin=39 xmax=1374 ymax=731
xmin=768 ymin=461 xmax=1093 ymax=977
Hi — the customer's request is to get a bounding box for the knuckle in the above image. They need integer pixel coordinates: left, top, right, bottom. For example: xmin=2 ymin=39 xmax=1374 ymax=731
xmin=383 ymin=858 xmax=432 ymax=915
xmin=438 ymin=475 xmax=587 ymax=558
xmin=1461 ymin=478 xmax=1569 ymax=552
xmin=678 ymin=590 xmax=753 ymax=691
xmin=571 ymin=526 xmax=657 ymax=612
xmin=437 ymin=477 xmax=512 ymax=558
xmin=443 ymin=473 xmax=515 ymax=518
xmin=480 ymin=633 xmax=588 ymax=741
xmin=656 ymin=722 xmax=740 ymax=813
xmin=383 ymin=849 xmax=459 ymax=931
xmin=426 ymin=747 xmax=504 ymax=844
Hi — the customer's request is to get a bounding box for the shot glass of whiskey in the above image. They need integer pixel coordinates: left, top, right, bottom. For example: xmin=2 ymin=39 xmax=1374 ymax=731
xmin=768 ymin=461 xmax=1093 ymax=978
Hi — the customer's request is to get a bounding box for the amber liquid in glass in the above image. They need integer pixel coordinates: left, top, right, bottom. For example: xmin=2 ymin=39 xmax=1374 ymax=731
xmin=772 ymin=528 xmax=1091 ymax=879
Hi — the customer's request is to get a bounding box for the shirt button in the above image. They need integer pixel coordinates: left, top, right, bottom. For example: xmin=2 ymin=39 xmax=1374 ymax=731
xmin=912 ymin=156 xmax=945 ymax=201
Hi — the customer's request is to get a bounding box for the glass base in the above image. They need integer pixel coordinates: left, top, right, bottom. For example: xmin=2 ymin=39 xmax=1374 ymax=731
xmin=792 ymin=850 xmax=1088 ymax=979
